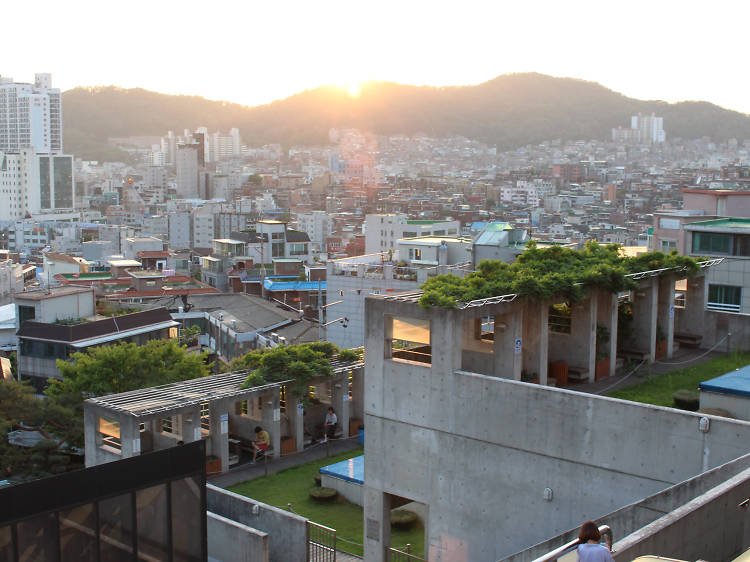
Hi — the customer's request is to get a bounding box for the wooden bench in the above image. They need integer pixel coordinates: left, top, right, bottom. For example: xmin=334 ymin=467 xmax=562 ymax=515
xmin=674 ymin=332 xmax=702 ymax=349
xmin=619 ymin=348 xmax=650 ymax=361
xmin=567 ymin=367 xmax=590 ymax=383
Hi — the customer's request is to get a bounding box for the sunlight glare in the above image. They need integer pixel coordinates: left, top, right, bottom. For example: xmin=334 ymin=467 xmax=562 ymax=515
xmin=345 ymin=82 xmax=362 ymax=98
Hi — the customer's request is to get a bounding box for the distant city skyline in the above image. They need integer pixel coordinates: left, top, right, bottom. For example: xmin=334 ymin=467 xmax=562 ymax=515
xmin=5 ymin=0 xmax=750 ymax=114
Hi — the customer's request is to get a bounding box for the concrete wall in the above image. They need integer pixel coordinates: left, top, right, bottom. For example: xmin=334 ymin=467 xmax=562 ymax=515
xmin=206 ymin=484 xmax=308 ymax=562
xmin=612 ymin=466 xmax=750 ymax=561
xmin=363 ymin=297 xmax=750 ymax=562
xmin=700 ymin=391 xmax=750 ymax=421
xmin=321 ymin=474 xmax=364 ymax=506
xmin=207 ymin=511 xmax=269 ymax=562
xmin=504 ymin=452 xmax=750 ymax=561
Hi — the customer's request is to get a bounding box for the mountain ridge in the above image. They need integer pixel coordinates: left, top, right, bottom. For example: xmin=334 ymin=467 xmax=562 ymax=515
xmin=61 ymin=73 xmax=750 ymax=161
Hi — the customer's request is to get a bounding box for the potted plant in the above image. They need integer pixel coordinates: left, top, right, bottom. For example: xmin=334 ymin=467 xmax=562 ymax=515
xmin=655 ymin=324 xmax=667 ymax=360
xmin=206 ymin=455 xmax=221 ymax=475
xmin=595 ymin=325 xmax=611 ymax=380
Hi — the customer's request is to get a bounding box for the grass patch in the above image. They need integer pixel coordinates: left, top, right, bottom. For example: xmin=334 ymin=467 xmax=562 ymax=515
xmin=608 ymin=352 xmax=750 ymax=407
xmin=229 ymin=447 xmax=424 ymax=557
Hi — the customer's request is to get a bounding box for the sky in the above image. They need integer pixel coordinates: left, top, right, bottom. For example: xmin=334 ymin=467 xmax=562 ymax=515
xmin=4 ymin=0 xmax=750 ymax=113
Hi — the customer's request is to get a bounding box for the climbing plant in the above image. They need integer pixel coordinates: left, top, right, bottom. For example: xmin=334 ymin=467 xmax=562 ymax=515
xmin=419 ymin=242 xmax=703 ymax=309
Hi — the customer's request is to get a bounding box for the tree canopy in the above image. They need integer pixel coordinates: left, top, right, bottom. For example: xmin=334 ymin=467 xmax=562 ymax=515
xmin=419 ymin=242 xmax=702 ymax=309
xmin=236 ymin=342 xmax=347 ymax=398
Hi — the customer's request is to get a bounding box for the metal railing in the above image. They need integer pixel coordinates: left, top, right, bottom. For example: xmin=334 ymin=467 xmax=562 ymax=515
xmin=308 ymin=521 xmax=337 ymax=561
xmin=388 ymin=544 xmax=426 ymax=562
xmin=530 ymin=525 xmax=612 ymax=562
xmin=706 ymin=301 xmax=741 ymax=313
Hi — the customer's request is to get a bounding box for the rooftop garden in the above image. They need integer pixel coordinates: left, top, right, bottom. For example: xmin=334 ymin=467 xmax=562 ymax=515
xmin=419 ymin=242 xmax=703 ymax=309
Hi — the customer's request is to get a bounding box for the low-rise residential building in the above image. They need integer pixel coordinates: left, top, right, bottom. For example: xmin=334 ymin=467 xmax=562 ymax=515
xmin=364 ymin=214 xmax=460 ymax=254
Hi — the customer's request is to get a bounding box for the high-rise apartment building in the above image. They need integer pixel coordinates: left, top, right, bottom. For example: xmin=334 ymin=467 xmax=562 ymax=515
xmin=0 ymin=73 xmax=63 ymax=154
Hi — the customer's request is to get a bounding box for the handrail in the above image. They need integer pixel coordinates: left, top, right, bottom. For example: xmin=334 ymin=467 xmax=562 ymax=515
xmin=530 ymin=525 xmax=613 ymax=562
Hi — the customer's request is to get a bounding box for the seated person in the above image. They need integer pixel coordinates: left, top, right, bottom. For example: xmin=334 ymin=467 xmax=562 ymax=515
xmin=323 ymin=407 xmax=337 ymax=442
xmin=252 ymin=425 xmax=270 ymax=462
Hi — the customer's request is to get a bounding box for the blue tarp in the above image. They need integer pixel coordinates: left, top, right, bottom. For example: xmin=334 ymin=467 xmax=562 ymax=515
xmin=263 ymin=279 xmax=325 ymax=291
xmin=699 ymin=365 xmax=750 ymax=398
xmin=319 ymin=455 xmax=364 ymax=484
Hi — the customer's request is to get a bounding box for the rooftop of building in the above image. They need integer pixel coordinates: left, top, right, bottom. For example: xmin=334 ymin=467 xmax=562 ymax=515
xmin=684 ymin=218 xmax=750 ymax=230
xmin=14 ymin=286 xmax=93 ymax=301
xmin=17 ymin=308 xmax=177 ymax=346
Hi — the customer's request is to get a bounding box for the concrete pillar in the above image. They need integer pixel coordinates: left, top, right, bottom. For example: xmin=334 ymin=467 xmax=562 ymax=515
xmin=566 ymin=296 xmax=597 ymax=383
xmin=682 ymin=274 xmax=707 ymax=333
xmin=120 ymin=415 xmax=140 ymax=458
xmin=180 ymin=407 xmax=202 ymax=444
xmin=363 ymin=486 xmax=391 ymax=562
xmin=597 ymin=291 xmax=619 ymax=377
xmin=632 ymin=279 xmax=658 ymax=363
xmin=209 ymin=402 xmax=230 ymax=473
xmin=350 ymin=368 xmax=364 ymax=422
xmin=288 ymin=396 xmax=305 ymax=453
xmin=262 ymin=392 xmax=281 ymax=459
xmin=83 ymin=405 xmax=98 ymax=468
xmin=332 ymin=379 xmax=350 ymax=439
xmin=658 ymin=276 xmax=676 ymax=359
xmin=493 ymin=308 xmax=523 ymax=380
xmin=522 ymin=301 xmax=549 ymax=384
xmin=429 ymin=309 xmax=463 ymax=374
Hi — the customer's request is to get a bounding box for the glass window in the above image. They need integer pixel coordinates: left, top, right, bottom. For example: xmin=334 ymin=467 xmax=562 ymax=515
xmin=171 ymin=476 xmax=202 ymax=562
xmin=137 ymin=484 xmax=169 ymax=561
xmin=272 ymin=242 xmax=285 ymax=257
xmin=692 ymin=232 xmax=731 ymax=254
xmin=99 ymin=494 xmax=134 ymax=562
xmin=17 ymin=513 xmax=57 ymax=562
xmin=660 ymin=239 xmax=677 ymax=252
xmin=60 ymin=503 xmax=97 ymax=562
xmin=734 ymin=234 xmax=750 ymax=257
xmin=708 ymin=284 xmax=741 ymax=312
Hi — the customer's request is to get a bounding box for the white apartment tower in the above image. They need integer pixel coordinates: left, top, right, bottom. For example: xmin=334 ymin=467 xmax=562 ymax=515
xmin=631 ymin=113 xmax=666 ymax=144
xmin=0 ymin=73 xmax=63 ymax=154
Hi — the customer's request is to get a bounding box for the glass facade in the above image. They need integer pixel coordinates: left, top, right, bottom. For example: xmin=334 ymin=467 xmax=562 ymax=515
xmin=53 ymin=156 xmax=73 ymax=208
xmin=0 ymin=442 xmax=206 ymax=562
xmin=39 ymin=156 xmax=50 ymax=209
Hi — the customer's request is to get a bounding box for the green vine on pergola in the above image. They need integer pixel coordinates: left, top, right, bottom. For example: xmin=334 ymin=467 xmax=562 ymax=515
xmin=419 ymin=242 xmax=703 ymax=309
xmin=236 ymin=342 xmax=361 ymax=398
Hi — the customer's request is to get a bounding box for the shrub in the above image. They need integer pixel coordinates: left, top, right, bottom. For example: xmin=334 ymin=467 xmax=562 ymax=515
xmin=309 ymin=487 xmax=337 ymax=502
xmin=337 ymin=348 xmax=361 ymax=362
xmin=673 ymin=389 xmax=699 ymax=411
xmin=390 ymin=510 xmax=419 ymax=530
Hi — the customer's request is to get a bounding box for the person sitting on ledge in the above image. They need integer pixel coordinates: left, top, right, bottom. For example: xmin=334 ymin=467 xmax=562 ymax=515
xmin=252 ymin=425 xmax=270 ymax=463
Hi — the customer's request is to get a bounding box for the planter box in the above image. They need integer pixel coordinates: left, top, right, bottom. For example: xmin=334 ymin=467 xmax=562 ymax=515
xmin=595 ymin=358 xmax=610 ymax=381
xmin=349 ymin=418 xmax=363 ymax=437
xmin=281 ymin=436 xmax=296 ymax=455
xmin=550 ymin=362 xmax=568 ymax=386
xmin=206 ymin=458 xmax=222 ymax=475
xmin=656 ymin=340 xmax=667 ymax=360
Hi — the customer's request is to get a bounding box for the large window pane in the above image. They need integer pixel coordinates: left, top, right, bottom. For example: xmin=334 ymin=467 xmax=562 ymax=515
xmin=99 ymin=494 xmax=134 ymax=562
xmin=60 ymin=503 xmax=96 ymax=562
xmin=735 ymin=234 xmax=750 ymax=257
xmin=171 ymin=476 xmax=202 ymax=562
xmin=708 ymin=284 xmax=741 ymax=312
xmin=693 ymin=232 xmax=731 ymax=254
xmin=0 ymin=525 xmax=13 ymax=562
xmin=17 ymin=513 xmax=57 ymax=562
xmin=137 ymin=484 xmax=169 ymax=561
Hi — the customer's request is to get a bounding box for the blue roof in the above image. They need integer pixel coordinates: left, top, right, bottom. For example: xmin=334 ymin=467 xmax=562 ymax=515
xmin=319 ymin=455 xmax=364 ymax=484
xmin=699 ymin=365 xmax=750 ymax=398
xmin=263 ymin=279 xmax=325 ymax=291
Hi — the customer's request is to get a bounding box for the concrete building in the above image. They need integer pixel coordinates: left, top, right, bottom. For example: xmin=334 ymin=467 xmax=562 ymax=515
xmin=0 ymin=149 xmax=75 ymax=220
xmin=0 ymin=73 xmax=63 ymax=154
xmin=364 ymin=214 xmax=460 ymax=255
xmin=296 ymin=210 xmax=333 ymax=251
xmin=168 ymin=212 xmax=192 ymax=250
xmin=361 ymin=272 xmax=750 ymax=560
xmin=176 ymin=144 xmax=200 ymax=199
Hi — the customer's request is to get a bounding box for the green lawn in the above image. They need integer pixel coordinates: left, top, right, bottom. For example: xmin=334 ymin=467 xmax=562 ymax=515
xmin=607 ymin=352 xmax=750 ymax=406
xmin=229 ymin=447 xmax=424 ymax=558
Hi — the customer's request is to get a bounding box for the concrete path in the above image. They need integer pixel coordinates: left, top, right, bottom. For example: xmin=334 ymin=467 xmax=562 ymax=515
xmin=209 ymin=435 xmax=362 ymax=489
